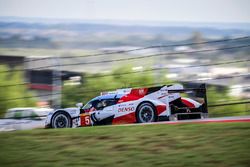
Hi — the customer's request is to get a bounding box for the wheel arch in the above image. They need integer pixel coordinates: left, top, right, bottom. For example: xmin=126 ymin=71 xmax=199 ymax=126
xmin=51 ymin=110 xmax=73 ymax=128
xmin=135 ymin=101 xmax=158 ymax=123
xmin=51 ymin=110 xmax=72 ymax=120
xmin=136 ymin=101 xmax=157 ymax=112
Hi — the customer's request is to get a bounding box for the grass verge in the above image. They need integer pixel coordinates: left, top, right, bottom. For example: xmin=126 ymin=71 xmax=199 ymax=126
xmin=0 ymin=122 xmax=250 ymax=167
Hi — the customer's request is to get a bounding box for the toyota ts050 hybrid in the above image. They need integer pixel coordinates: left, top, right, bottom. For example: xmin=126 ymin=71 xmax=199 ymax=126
xmin=45 ymin=84 xmax=208 ymax=128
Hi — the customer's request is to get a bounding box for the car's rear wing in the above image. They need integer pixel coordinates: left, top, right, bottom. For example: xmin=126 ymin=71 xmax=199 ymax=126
xmin=168 ymin=83 xmax=208 ymax=113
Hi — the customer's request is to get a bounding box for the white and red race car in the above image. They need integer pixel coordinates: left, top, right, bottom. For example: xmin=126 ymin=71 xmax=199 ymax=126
xmin=45 ymin=84 xmax=208 ymax=128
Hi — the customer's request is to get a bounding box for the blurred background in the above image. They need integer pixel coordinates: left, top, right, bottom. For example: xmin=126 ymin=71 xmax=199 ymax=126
xmin=0 ymin=0 xmax=249 ymax=126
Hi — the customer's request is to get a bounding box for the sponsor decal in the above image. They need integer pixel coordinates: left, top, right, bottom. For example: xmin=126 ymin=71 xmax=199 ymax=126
xmin=139 ymin=88 xmax=145 ymax=95
xmin=118 ymin=107 xmax=135 ymax=112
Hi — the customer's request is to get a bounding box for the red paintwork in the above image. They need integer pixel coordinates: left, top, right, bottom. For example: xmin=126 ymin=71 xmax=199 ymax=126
xmin=118 ymin=88 xmax=148 ymax=103
xmin=181 ymin=98 xmax=195 ymax=108
xmin=83 ymin=107 xmax=96 ymax=113
xmin=80 ymin=114 xmax=91 ymax=126
xmin=113 ymin=104 xmax=166 ymax=125
xmin=158 ymin=94 xmax=168 ymax=99
xmin=130 ymin=88 xmax=148 ymax=97
xmin=156 ymin=105 xmax=167 ymax=115
xmin=118 ymin=95 xmax=141 ymax=103
xmin=115 ymin=88 xmax=167 ymax=124
xmin=112 ymin=112 xmax=136 ymax=124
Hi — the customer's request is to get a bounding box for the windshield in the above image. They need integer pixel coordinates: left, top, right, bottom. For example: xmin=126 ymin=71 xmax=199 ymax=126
xmin=82 ymin=100 xmax=94 ymax=110
xmin=82 ymin=98 xmax=118 ymax=110
xmin=82 ymin=99 xmax=101 ymax=110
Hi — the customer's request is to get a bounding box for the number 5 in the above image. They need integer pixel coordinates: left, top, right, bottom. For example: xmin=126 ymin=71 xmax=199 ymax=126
xmin=85 ymin=116 xmax=90 ymax=125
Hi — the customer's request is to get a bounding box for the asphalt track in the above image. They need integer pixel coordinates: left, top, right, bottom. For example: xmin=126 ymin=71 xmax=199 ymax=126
xmin=0 ymin=115 xmax=250 ymax=132
xmin=140 ymin=115 xmax=250 ymax=125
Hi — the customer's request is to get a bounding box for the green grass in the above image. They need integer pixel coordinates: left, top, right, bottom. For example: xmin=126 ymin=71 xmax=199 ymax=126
xmin=0 ymin=123 xmax=250 ymax=167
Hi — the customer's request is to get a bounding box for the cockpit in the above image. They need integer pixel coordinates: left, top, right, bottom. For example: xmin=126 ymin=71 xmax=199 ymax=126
xmin=81 ymin=94 xmax=124 ymax=112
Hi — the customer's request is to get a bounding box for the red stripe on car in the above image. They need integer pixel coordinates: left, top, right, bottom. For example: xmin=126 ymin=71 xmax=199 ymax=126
xmin=118 ymin=88 xmax=148 ymax=103
xmin=181 ymin=98 xmax=195 ymax=108
xmin=158 ymin=94 xmax=168 ymax=99
xmin=112 ymin=112 xmax=136 ymax=124
xmin=156 ymin=105 xmax=167 ymax=115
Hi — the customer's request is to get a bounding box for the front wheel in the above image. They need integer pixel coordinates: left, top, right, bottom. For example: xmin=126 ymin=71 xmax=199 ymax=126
xmin=51 ymin=111 xmax=72 ymax=128
xmin=136 ymin=102 xmax=156 ymax=123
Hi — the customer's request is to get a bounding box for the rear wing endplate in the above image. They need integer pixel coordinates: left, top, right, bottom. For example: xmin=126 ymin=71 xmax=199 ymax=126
xmin=168 ymin=83 xmax=208 ymax=113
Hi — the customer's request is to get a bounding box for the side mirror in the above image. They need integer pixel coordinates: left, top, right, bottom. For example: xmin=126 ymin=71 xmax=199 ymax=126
xmin=76 ymin=103 xmax=83 ymax=108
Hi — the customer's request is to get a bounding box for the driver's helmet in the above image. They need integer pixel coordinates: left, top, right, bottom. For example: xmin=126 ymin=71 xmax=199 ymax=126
xmin=102 ymin=100 xmax=107 ymax=107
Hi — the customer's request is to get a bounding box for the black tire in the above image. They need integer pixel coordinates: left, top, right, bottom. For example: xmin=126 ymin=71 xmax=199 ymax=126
xmin=51 ymin=111 xmax=72 ymax=128
xmin=136 ymin=102 xmax=157 ymax=123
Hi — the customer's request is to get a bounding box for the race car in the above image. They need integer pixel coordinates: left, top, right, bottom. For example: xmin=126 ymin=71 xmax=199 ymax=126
xmin=45 ymin=84 xmax=208 ymax=128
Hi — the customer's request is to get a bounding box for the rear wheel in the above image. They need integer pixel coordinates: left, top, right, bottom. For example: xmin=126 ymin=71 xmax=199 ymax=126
xmin=136 ymin=102 xmax=156 ymax=123
xmin=51 ymin=111 xmax=72 ymax=128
